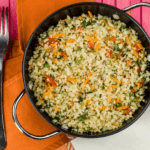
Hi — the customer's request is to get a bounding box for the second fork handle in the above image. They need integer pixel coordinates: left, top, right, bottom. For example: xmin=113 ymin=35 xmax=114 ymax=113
xmin=0 ymin=59 xmax=6 ymax=150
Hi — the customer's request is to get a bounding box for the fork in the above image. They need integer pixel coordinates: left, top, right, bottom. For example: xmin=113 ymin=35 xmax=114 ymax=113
xmin=0 ymin=7 xmax=9 ymax=150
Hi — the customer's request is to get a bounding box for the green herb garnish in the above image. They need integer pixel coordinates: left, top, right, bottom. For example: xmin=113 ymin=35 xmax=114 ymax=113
xmin=76 ymin=47 xmax=82 ymax=51
xmin=129 ymin=93 xmax=137 ymax=102
xmin=137 ymin=59 xmax=140 ymax=66
xmin=44 ymin=63 xmax=50 ymax=68
xmin=114 ymin=44 xmax=120 ymax=51
xmin=74 ymin=56 xmax=83 ymax=64
xmin=81 ymin=20 xmax=88 ymax=28
xmin=91 ymin=20 xmax=96 ymax=24
xmin=114 ymin=103 xmax=122 ymax=108
xmin=58 ymin=48 xmax=62 ymax=52
xmin=79 ymin=97 xmax=86 ymax=102
xmin=87 ymin=127 xmax=91 ymax=132
xmin=64 ymin=21 xmax=68 ymax=27
xmin=78 ymin=115 xmax=87 ymax=122
xmin=87 ymin=89 xmax=97 ymax=94
xmin=120 ymin=26 xmax=126 ymax=30
xmin=67 ymin=65 xmax=72 ymax=70
xmin=101 ymin=83 xmax=105 ymax=89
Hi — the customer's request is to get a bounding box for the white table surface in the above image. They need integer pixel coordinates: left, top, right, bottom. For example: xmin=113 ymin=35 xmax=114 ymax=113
xmin=71 ymin=106 xmax=150 ymax=150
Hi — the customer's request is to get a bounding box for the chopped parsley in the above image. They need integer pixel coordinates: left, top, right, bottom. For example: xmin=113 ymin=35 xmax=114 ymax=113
xmin=91 ymin=20 xmax=96 ymax=24
xmin=114 ymin=44 xmax=120 ymax=51
xmin=64 ymin=21 xmax=68 ymax=27
xmin=79 ymin=97 xmax=86 ymax=102
xmin=67 ymin=64 xmax=72 ymax=70
xmin=44 ymin=63 xmax=50 ymax=68
xmin=137 ymin=59 xmax=140 ymax=66
xmin=81 ymin=20 xmax=88 ymax=28
xmin=76 ymin=47 xmax=82 ymax=51
xmin=129 ymin=93 xmax=137 ymax=102
xmin=74 ymin=56 xmax=83 ymax=64
xmin=87 ymin=89 xmax=97 ymax=94
xmin=120 ymin=26 xmax=126 ymax=30
xmin=58 ymin=48 xmax=62 ymax=52
xmin=101 ymin=83 xmax=105 ymax=89
xmin=114 ymin=103 xmax=122 ymax=108
xmin=78 ymin=115 xmax=87 ymax=122
xmin=87 ymin=127 xmax=91 ymax=132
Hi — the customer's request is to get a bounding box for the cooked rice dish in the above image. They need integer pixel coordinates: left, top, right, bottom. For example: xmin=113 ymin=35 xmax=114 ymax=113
xmin=28 ymin=11 xmax=150 ymax=133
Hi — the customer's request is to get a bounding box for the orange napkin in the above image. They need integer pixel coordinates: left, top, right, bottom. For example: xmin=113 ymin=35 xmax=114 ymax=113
xmin=3 ymin=0 xmax=95 ymax=149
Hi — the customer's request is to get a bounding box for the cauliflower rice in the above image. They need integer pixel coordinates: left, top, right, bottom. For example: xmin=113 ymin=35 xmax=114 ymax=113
xmin=28 ymin=12 xmax=150 ymax=133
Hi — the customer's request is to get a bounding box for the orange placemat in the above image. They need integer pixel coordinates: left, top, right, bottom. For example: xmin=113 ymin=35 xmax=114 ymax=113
xmin=3 ymin=0 xmax=96 ymax=149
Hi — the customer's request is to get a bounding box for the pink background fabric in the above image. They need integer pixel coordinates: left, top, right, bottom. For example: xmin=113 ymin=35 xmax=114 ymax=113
xmin=0 ymin=0 xmax=18 ymax=40
xmin=0 ymin=0 xmax=150 ymax=40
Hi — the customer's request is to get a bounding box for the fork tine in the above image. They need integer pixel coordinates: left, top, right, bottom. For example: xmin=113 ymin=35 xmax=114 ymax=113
xmin=5 ymin=7 xmax=8 ymax=36
xmin=0 ymin=7 xmax=4 ymax=35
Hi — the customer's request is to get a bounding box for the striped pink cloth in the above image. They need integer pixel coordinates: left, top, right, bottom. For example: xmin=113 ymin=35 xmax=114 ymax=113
xmin=96 ymin=0 xmax=150 ymax=36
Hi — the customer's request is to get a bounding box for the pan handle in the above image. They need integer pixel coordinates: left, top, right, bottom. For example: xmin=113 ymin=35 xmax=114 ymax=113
xmin=123 ymin=2 xmax=150 ymax=12
xmin=12 ymin=89 xmax=61 ymax=140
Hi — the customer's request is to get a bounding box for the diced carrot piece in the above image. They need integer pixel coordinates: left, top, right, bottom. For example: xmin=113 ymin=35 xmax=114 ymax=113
xmin=84 ymin=78 xmax=90 ymax=85
xmin=120 ymin=39 xmax=124 ymax=44
xmin=137 ymin=66 xmax=141 ymax=73
xmin=98 ymin=106 xmax=108 ymax=111
xmin=77 ymin=26 xmax=82 ymax=32
xmin=45 ymin=84 xmax=49 ymax=91
xmin=109 ymin=85 xmax=117 ymax=88
xmin=135 ymin=42 xmax=144 ymax=50
xmin=61 ymin=51 xmax=67 ymax=61
xmin=85 ymin=36 xmax=98 ymax=42
xmin=137 ymin=83 xmax=142 ymax=89
xmin=88 ymin=41 xmax=94 ymax=49
xmin=42 ymin=91 xmax=50 ymax=98
xmin=70 ymin=101 xmax=74 ymax=106
xmin=109 ymin=26 xmax=114 ymax=30
xmin=95 ymin=42 xmax=101 ymax=51
xmin=112 ymin=124 xmax=119 ymax=127
xmin=133 ymin=48 xmax=138 ymax=58
xmin=78 ymin=16 xmax=83 ymax=20
xmin=108 ymin=95 xmax=111 ymax=102
xmin=49 ymin=87 xmax=54 ymax=92
xmin=52 ymin=33 xmax=65 ymax=38
xmin=103 ymin=19 xmax=108 ymax=25
xmin=51 ymin=44 xmax=56 ymax=47
xmin=132 ymin=68 xmax=135 ymax=72
xmin=45 ymin=75 xmax=57 ymax=87
xmin=110 ymin=36 xmax=116 ymax=42
xmin=48 ymin=38 xmax=60 ymax=45
xmin=46 ymin=49 xmax=50 ymax=52
xmin=57 ymin=74 xmax=61 ymax=76
xmin=53 ymin=48 xmax=57 ymax=56
xmin=88 ymin=11 xmax=93 ymax=19
xmin=87 ymin=100 xmax=91 ymax=105
xmin=51 ymin=59 xmax=57 ymax=64
xmin=67 ymin=78 xmax=78 ymax=82
xmin=91 ymin=34 xmax=97 ymax=38
xmin=110 ymin=76 xmax=121 ymax=84
xmin=107 ymin=36 xmax=110 ymax=40
xmin=88 ymin=72 xmax=92 ymax=77
xmin=116 ymin=97 xmax=121 ymax=103
xmin=64 ymin=45 xmax=67 ymax=47
xmin=126 ymin=37 xmax=131 ymax=45
xmin=90 ymin=85 xmax=95 ymax=90
xmin=117 ymin=106 xmax=129 ymax=110
xmin=128 ymin=59 xmax=133 ymax=66
xmin=101 ymin=120 xmax=105 ymax=123
xmin=107 ymin=89 xmax=110 ymax=93
xmin=125 ymin=108 xmax=131 ymax=115
xmin=67 ymin=39 xmax=75 ymax=43
xmin=83 ymin=103 xmax=86 ymax=106
xmin=55 ymin=105 xmax=59 ymax=111
xmin=61 ymin=18 xmax=69 ymax=22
